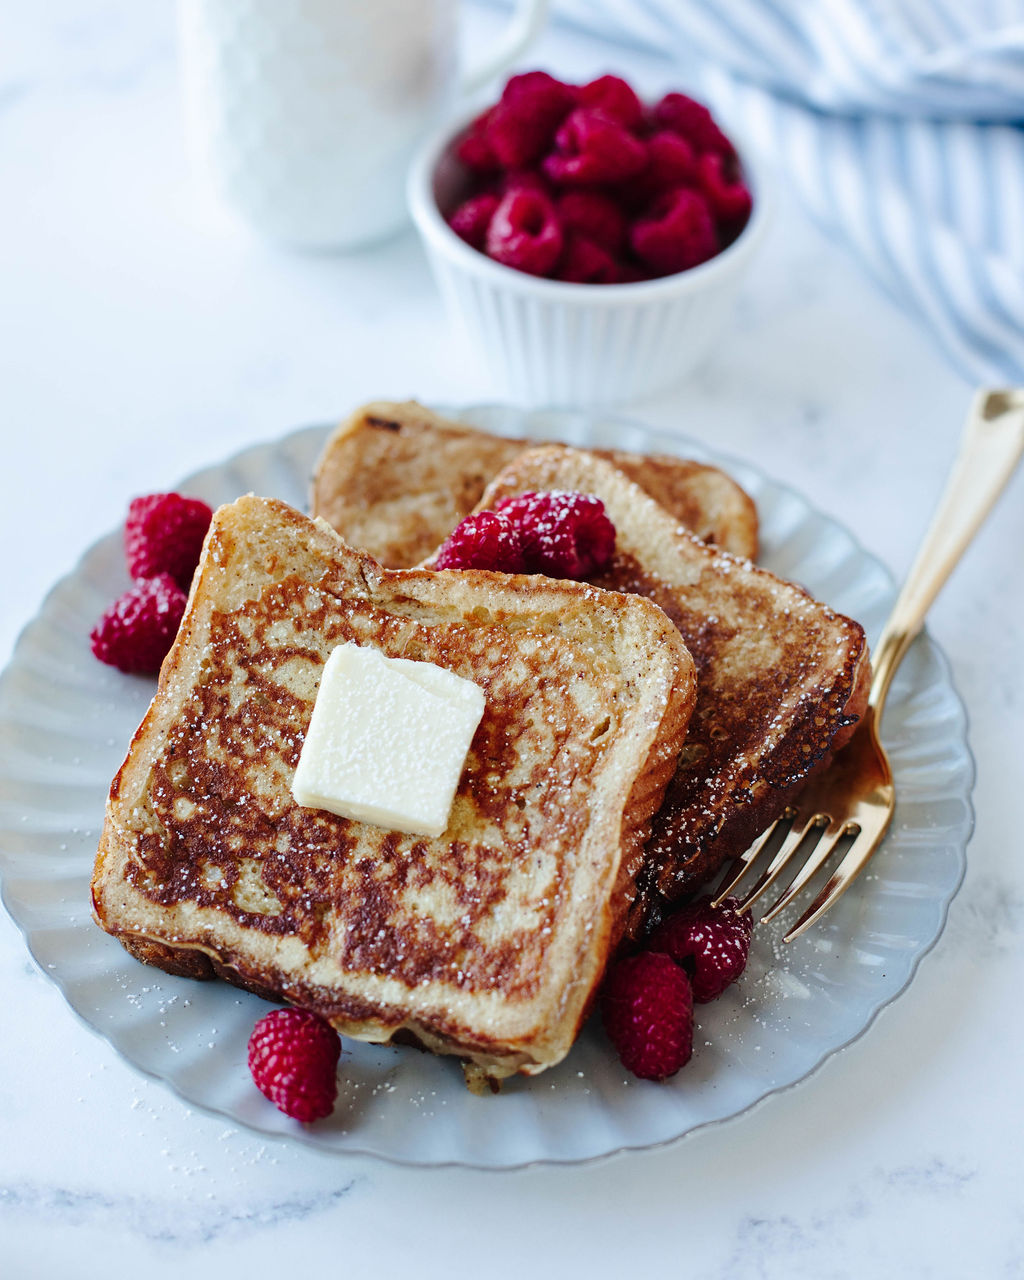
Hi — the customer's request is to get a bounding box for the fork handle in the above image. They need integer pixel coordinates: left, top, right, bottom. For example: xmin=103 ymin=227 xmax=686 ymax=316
xmin=870 ymin=389 xmax=1024 ymax=718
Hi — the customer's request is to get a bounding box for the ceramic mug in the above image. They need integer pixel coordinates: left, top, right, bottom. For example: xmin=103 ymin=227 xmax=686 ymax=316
xmin=178 ymin=0 xmax=548 ymax=249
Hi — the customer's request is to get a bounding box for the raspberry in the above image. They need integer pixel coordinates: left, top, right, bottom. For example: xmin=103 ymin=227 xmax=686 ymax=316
xmin=642 ymin=130 xmax=697 ymax=196
xmin=124 ymin=492 xmax=213 ymax=590
xmin=496 ymin=490 xmax=616 ymax=579
xmin=542 ymin=108 xmax=647 ymax=187
xmin=486 ymin=187 xmax=564 ymax=276
xmin=556 ymin=233 xmax=622 ymax=284
xmin=602 ymin=952 xmax=694 ymax=1080
xmin=445 ymin=74 xmax=740 ymax=284
xmin=448 ymin=193 xmax=499 ymax=250
xmin=90 ymin=573 xmax=187 ymax=674
xmin=647 ymin=896 xmax=753 ymax=1002
xmin=487 ymin=71 xmax=577 ymax=168
xmin=455 ymin=109 xmax=500 ymax=172
xmin=630 ymin=187 xmax=717 ymax=275
xmin=696 ymin=151 xmax=753 ymax=225
xmin=555 ymin=190 xmax=626 ymax=254
xmin=620 ymin=130 xmax=698 ymax=213
xmin=248 ymin=1008 xmax=341 ymax=1123
xmin=652 ymin=92 xmax=733 ymax=156
xmin=498 ymin=168 xmax=550 ymax=196
xmin=578 ymin=74 xmax=644 ymax=130
xmin=434 ymin=509 xmax=525 ymax=572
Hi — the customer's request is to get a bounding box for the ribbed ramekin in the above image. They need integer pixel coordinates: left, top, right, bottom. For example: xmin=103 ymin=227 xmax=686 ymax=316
xmin=407 ymin=108 xmax=769 ymax=407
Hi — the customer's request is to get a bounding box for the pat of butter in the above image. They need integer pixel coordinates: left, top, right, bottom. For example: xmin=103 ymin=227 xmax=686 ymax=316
xmin=291 ymin=643 xmax=485 ymax=838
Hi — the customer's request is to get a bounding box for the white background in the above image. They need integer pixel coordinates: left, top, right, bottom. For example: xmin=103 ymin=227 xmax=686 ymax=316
xmin=1 ymin=3 xmax=1022 ymax=1277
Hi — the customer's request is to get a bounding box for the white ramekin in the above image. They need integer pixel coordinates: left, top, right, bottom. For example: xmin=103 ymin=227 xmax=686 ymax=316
xmin=407 ymin=107 xmax=770 ymax=407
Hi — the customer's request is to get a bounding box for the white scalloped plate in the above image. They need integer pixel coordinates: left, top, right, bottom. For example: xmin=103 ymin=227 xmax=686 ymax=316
xmin=0 ymin=407 xmax=973 ymax=1168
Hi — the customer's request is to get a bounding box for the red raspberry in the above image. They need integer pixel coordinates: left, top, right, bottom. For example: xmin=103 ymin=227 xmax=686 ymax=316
xmin=620 ymin=131 xmax=698 ymax=213
xmin=124 ymin=492 xmax=213 ymax=590
xmin=555 ymin=190 xmax=626 ymax=254
xmin=542 ymin=108 xmax=647 ymax=187
xmin=486 ymin=71 xmax=577 ymax=168
xmin=455 ymin=109 xmax=500 ymax=172
xmin=652 ymin=92 xmax=733 ymax=156
xmin=486 ymin=187 xmax=564 ymax=276
xmin=448 ymin=193 xmax=500 ymax=250
xmin=556 ymin=233 xmax=622 ymax=284
xmin=248 ymin=1008 xmax=341 ymax=1123
xmin=647 ymin=896 xmax=753 ymax=1002
xmin=496 ymin=490 xmax=616 ymax=579
xmin=602 ymin=952 xmax=694 ymax=1080
xmin=578 ymin=74 xmax=644 ymax=130
xmin=434 ymin=509 xmax=525 ymax=572
xmin=696 ymin=151 xmax=753 ymax=225
xmin=630 ymin=187 xmax=717 ymax=275
xmin=90 ymin=573 xmax=187 ymax=674
xmin=642 ymin=130 xmax=697 ymax=195
xmin=497 ymin=168 xmax=551 ymax=196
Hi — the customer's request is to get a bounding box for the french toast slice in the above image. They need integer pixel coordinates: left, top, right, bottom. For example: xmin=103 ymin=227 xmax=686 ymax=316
xmin=457 ymin=446 xmax=871 ymax=925
xmin=92 ymin=495 xmax=696 ymax=1079
xmin=310 ymin=400 xmax=759 ymax=567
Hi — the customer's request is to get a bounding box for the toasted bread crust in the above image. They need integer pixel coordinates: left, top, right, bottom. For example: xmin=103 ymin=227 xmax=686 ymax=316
xmin=310 ymin=401 xmax=759 ymax=566
xmin=93 ymin=496 xmax=696 ymax=1077
xmin=466 ymin=447 xmax=870 ymax=924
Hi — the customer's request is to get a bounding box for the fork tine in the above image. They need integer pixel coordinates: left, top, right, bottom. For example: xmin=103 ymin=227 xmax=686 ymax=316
xmin=781 ymin=811 xmax=894 ymax=943
xmin=733 ymin=813 xmax=830 ymax=915
xmin=760 ymin=822 xmax=852 ymax=924
xmin=711 ymin=812 xmax=789 ymax=907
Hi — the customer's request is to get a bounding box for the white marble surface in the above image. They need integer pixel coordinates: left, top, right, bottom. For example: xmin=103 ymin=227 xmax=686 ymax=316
xmin=2 ymin=4 xmax=1023 ymax=1277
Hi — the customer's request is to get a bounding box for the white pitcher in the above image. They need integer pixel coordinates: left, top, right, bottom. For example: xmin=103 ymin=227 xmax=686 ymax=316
xmin=178 ymin=0 xmax=548 ymax=249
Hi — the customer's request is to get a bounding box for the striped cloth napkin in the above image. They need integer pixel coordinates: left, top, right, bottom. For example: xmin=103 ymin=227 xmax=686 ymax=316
xmin=493 ymin=0 xmax=1024 ymax=383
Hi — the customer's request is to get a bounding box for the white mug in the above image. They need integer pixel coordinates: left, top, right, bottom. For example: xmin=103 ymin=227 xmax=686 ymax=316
xmin=178 ymin=0 xmax=548 ymax=249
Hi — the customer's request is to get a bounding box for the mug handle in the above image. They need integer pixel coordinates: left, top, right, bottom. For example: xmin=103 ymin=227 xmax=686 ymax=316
xmin=460 ymin=0 xmax=550 ymax=95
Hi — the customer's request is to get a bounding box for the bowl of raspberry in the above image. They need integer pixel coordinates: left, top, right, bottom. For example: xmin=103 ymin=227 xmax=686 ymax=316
xmin=407 ymin=71 xmax=768 ymax=407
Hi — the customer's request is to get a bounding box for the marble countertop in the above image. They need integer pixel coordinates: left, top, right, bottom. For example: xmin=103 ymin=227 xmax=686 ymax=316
xmin=2 ymin=4 xmax=1022 ymax=1277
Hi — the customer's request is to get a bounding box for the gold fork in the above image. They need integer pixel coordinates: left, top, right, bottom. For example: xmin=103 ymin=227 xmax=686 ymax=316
xmin=713 ymin=388 xmax=1024 ymax=942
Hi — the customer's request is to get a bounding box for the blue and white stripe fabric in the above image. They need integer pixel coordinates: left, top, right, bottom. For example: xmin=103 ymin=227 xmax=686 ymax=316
xmin=492 ymin=0 xmax=1024 ymax=383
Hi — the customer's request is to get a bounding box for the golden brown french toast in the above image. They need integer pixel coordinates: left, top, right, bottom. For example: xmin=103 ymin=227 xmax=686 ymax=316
xmin=310 ymin=401 xmax=759 ymax=567
xmin=92 ymin=495 xmax=696 ymax=1079
xmin=459 ymin=446 xmax=870 ymax=925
